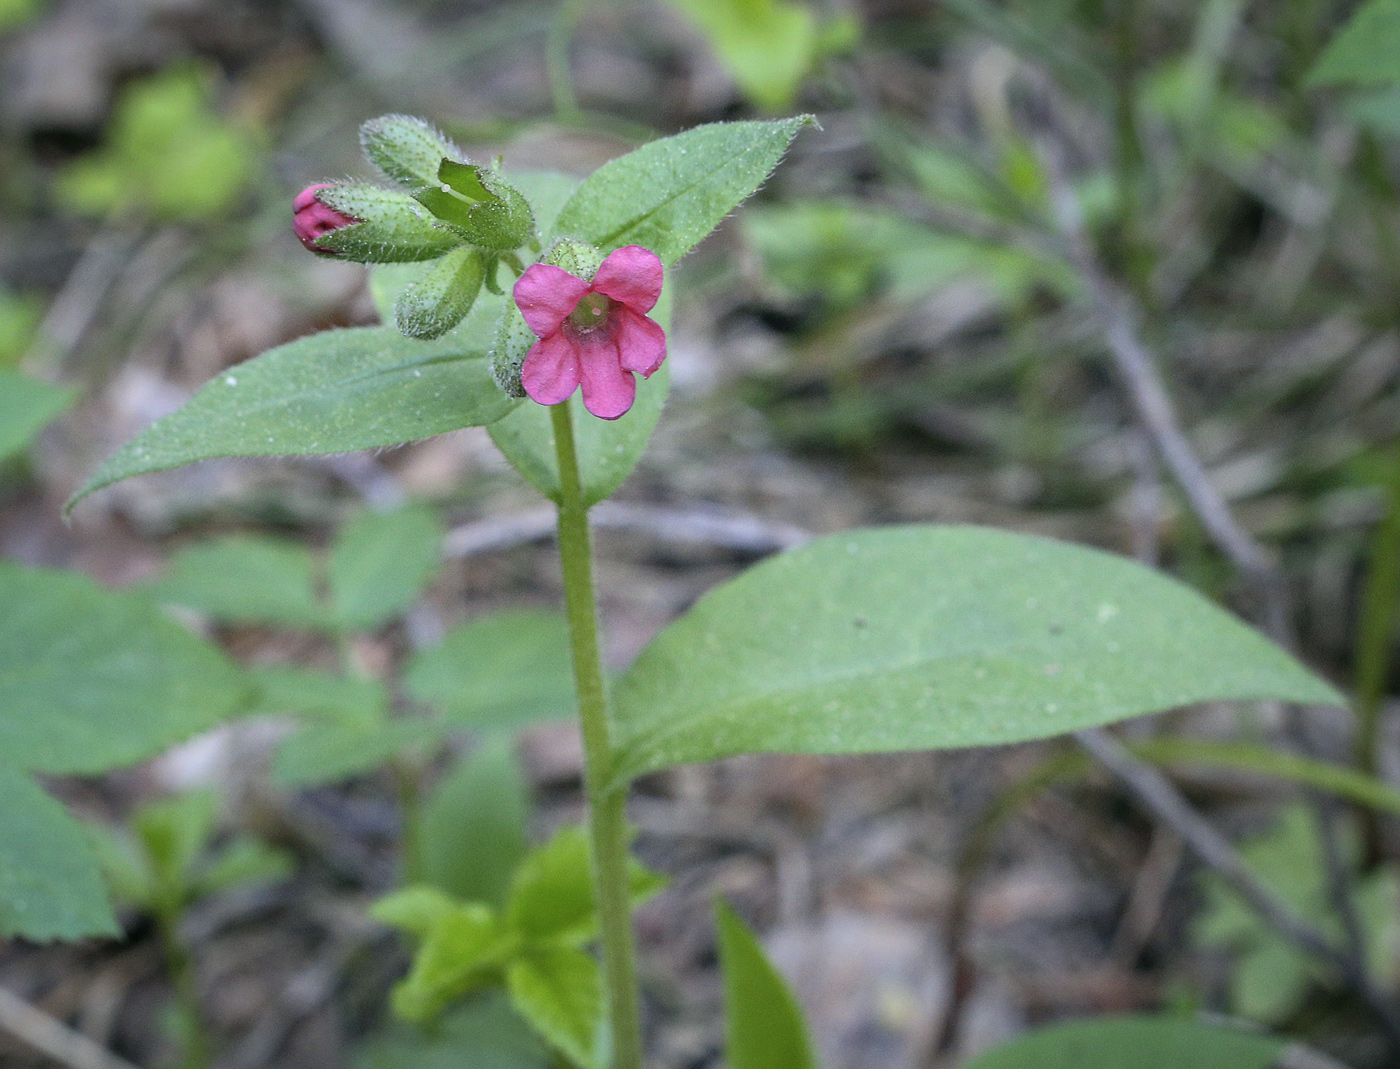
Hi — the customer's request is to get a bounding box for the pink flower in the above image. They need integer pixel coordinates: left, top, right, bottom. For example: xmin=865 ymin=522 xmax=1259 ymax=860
xmin=513 ymin=245 xmax=667 ymax=420
xmin=293 ymin=184 xmax=358 ymax=254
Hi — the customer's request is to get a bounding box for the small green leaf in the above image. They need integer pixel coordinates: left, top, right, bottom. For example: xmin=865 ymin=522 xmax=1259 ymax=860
xmin=715 ymin=900 xmax=816 ymax=1069
xmin=330 ymin=505 xmax=445 ymax=632
xmin=0 ymin=767 xmax=118 ymax=940
xmin=144 ymin=535 xmax=329 ymax=630
xmin=506 ymin=826 xmax=665 ymax=947
xmin=0 ymin=370 xmax=75 ymax=459
xmin=391 ymin=903 xmax=513 ymax=1023
xmin=70 ymin=327 xmax=516 ymax=511
xmin=507 ymin=947 xmax=603 ymax=1069
xmin=135 ymin=789 xmax=220 ymax=896
xmin=0 ymin=561 xmax=250 ymax=775
xmin=271 ymin=718 xmax=444 ymax=787
xmin=550 ymin=117 xmax=815 ymax=265
xmin=669 ymin=0 xmax=819 ymax=111
xmin=1309 ymin=0 xmax=1400 ymax=86
xmin=354 ymin=993 xmax=552 ymax=1069
xmin=88 ymin=822 xmax=155 ymax=909
xmin=197 ymin=837 xmax=294 ymax=895
xmin=961 ymin=1015 xmax=1285 ymax=1069
xmin=372 ymin=885 xmax=462 ymax=939
xmin=246 ymin=666 xmax=387 ymax=729
xmin=405 ymin=610 xmax=575 ymax=729
xmin=609 ymin=526 xmax=1343 ymax=785
xmin=395 ymin=247 xmax=487 ymax=340
xmin=419 ymin=738 xmax=530 ymax=907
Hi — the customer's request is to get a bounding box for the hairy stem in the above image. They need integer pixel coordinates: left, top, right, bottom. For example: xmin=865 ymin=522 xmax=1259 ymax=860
xmin=550 ymin=401 xmax=643 ymax=1069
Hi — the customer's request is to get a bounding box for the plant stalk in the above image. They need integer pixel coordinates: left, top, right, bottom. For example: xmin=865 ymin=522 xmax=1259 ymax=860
xmin=550 ymin=401 xmax=643 ymax=1069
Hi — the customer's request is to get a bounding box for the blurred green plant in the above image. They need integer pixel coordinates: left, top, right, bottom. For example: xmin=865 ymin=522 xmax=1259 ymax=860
xmin=667 ymin=0 xmax=859 ymax=111
xmin=90 ymin=790 xmax=292 ymax=1069
xmin=1194 ymin=804 xmax=1400 ymax=1023
xmin=0 ymin=288 xmax=43 ymax=367
xmin=56 ymin=65 xmax=260 ymax=224
xmin=0 ymin=0 xmax=43 ymax=34
xmin=0 ymin=369 xmax=73 ymax=462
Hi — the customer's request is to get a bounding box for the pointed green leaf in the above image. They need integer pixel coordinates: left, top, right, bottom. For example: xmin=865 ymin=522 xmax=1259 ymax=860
xmin=143 ymin=535 xmax=329 ymax=630
xmin=609 ymin=526 xmax=1344 ymax=785
xmin=507 ymin=947 xmax=604 ymax=1069
xmin=962 ymin=1015 xmax=1285 ymax=1069
xmin=405 ymin=610 xmax=575 ymax=729
xmin=715 ymin=900 xmax=816 ymax=1069
xmin=0 ymin=767 xmax=118 ymax=940
xmin=549 ymin=117 xmax=815 ymax=264
xmin=391 ymin=903 xmax=513 ymax=1023
xmin=1309 ymin=0 xmax=1400 ymax=86
xmin=0 ymin=561 xmax=250 ymax=775
xmin=371 ymin=885 xmax=462 ymax=939
xmin=69 ymin=327 xmax=516 ymax=511
xmin=330 ymin=505 xmax=445 ymax=632
xmin=419 ymin=738 xmax=530 ymax=907
xmin=0 ymin=370 xmax=76 ymax=460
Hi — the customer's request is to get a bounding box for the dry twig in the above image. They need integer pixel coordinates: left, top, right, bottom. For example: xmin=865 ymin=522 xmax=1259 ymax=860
xmin=0 ymin=986 xmax=142 ymax=1069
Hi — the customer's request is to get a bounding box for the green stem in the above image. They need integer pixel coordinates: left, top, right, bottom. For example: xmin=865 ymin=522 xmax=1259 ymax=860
xmin=157 ymin=909 xmax=211 ymax=1069
xmin=1355 ymin=447 xmax=1400 ymax=778
xmin=550 ymin=401 xmax=643 ymax=1069
xmin=547 ymin=0 xmax=585 ymax=124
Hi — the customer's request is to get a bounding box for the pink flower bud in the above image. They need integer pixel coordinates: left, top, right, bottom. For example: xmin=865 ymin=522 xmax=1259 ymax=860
xmin=292 ymin=184 xmax=358 ymax=254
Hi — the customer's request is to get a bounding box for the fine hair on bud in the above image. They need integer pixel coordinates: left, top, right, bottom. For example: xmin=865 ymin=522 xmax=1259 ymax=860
xmin=394 ymin=246 xmax=486 ymax=340
xmin=542 ymin=237 xmax=604 ymax=281
xmin=490 ymin=299 xmax=533 ymax=398
xmin=360 ymin=114 xmax=466 ymax=190
xmin=314 ymin=184 xmax=464 ymax=263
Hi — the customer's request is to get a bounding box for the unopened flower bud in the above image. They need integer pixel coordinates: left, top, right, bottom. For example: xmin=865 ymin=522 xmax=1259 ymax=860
xmin=359 ymin=114 xmax=465 ymax=190
xmin=395 ymin=246 xmax=486 ymax=340
xmin=309 ymin=184 xmax=463 ymax=263
xmin=414 ymin=161 xmax=535 ymax=251
xmin=293 ymin=184 xmax=358 ymax=254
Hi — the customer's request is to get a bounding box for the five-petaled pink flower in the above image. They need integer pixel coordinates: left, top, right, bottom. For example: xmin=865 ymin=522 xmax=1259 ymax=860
xmin=513 ymin=245 xmax=667 ymax=420
xmin=293 ymin=184 xmax=357 ymax=254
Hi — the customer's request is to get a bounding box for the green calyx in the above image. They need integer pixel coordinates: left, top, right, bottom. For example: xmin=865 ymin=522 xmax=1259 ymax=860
xmin=414 ymin=161 xmax=536 ymax=251
xmin=394 ymin=246 xmax=488 ymax=340
xmin=313 ymin=184 xmax=464 ymax=263
xmin=543 ymin=237 xmax=605 ymax=282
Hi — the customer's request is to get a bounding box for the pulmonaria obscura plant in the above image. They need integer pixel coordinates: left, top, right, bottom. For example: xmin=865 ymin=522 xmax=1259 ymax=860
xmin=70 ymin=114 xmax=1346 ymax=1069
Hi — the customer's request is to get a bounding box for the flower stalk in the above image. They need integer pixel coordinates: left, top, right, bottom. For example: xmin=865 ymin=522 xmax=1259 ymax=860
xmin=550 ymin=400 xmax=644 ymax=1069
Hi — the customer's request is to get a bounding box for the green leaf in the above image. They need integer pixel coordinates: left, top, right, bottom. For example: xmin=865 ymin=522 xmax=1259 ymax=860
xmin=608 ymin=526 xmax=1343 ymax=785
xmin=0 ymin=370 xmax=75 ymax=460
xmin=961 ymin=1015 xmax=1285 ymax=1069
xmin=506 ymin=826 xmax=665 ymax=946
xmin=405 ymin=610 xmax=575 ymax=729
xmin=354 ymin=994 xmax=551 ymax=1069
xmin=196 ymin=837 xmax=293 ymax=895
xmin=390 ymin=903 xmax=513 ymax=1023
xmin=144 ymin=535 xmax=329 ymax=630
xmin=88 ymin=821 xmax=155 ymax=909
xmin=507 ymin=947 xmax=603 ymax=1069
xmin=0 ymin=561 xmax=250 ymax=775
xmin=669 ymin=0 xmax=818 ymax=111
xmin=330 ymin=505 xmax=445 ymax=632
xmin=371 ymin=885 xmax=462 ymax=939
xmin=550 ymin=117 xmax=815 ymax=266
xmin=486 ymin=351 xmax=670 ymax=506
xmin=271 ymin=718 xmax=444 ymax=787
xmin=0 ymin=767 xmax=117 ymax=940
xmin=69 ymin=326 xmax=516 ymax=512
xmin=246 ymin=666 xmax=387 ymax=728
xmin=419 ymin=738 xmax=530 ymax=907
xmin=1309 ymin=0 xmax=1400 ymax=86
xmin=135 ymin=789 xmax=219 ymax=894
xmin=715 ymin=900 xmax=817 ymax=1069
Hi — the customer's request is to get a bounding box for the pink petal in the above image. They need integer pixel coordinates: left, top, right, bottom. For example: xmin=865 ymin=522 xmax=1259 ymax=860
xmin=615 ymin=308 xmax=667 ymax=378
xmin=514 ymin=265 xmax=591 ymax=338
xmin=521 ymin=332 xmax=582 ymax=406
xmin=590 ymin=245 xmax=663 ymax=314
xmin=576 ymin=334 xmax=636 ymax=420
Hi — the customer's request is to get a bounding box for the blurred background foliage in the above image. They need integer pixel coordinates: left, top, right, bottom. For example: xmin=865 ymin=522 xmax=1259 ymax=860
xmin=6 ymin=0 xmax=1400 ymax=1067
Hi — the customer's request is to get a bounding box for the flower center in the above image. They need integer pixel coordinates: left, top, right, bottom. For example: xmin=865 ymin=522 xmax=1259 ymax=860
xmin=568 ymin=292 xmax=612 ymax=334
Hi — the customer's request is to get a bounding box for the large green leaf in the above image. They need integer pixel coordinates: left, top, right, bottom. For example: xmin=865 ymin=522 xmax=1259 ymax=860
xmin=716 ymin=900 xmax=817 ymax=1069
xmin=609 ymin=526 xmax=1343 ymax=785
xmin=0 ymin=370 xmax=75 ymax=460
xmin=330 ymin=505 xmax=445 ymax=631
xmin=355 ymin=994 xmax=551 ymax=1069
xmin=69 ymin=327 xmax=515 ymax=511
xmin=418 ymin=738 xmax=530 ymax=907
xmin=506 ymin=947 xmax=603 ymax=1069
xmin=0 ymin=561 xmax=250 ymax=774
xmin=143 ymin=535 xmax=329 ymax=630
xmin=0 ymin=767 xmax=117 ymax=940
xmin=550 ymin=118 xmax=815 ymax=264
xmin=962 ymin=1015 xmax=1285 ymax=1069
xmin=1309 ymin=0 xmax=1400 ymax=86
xmin=405 ymin=610 xmax=576 ymax=729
